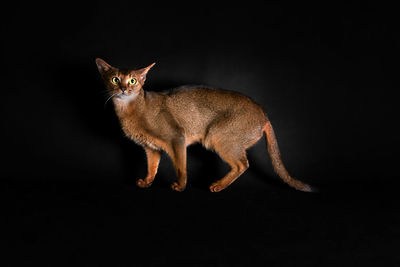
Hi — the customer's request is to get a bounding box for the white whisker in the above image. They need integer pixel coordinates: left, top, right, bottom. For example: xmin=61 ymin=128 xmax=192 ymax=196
xmin=104 ymin=93 xmax=118 ymax=108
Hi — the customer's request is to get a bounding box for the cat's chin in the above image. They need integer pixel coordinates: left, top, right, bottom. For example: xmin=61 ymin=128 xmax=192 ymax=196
xmin=115 ymin=93 xmax=137 ymax=103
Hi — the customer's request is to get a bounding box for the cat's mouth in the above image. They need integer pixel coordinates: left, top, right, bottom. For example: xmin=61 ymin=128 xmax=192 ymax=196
xmin=114 ymin=91 xmax=138 ymax=102
xmin=116 ymin=92 xmax=130 ymax=98
xmin=104 ymin=92 xmax=134 ymax=106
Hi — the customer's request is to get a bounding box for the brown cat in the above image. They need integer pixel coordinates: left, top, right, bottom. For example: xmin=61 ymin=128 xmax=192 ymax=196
xmin=95 ymin=58 xmax=314 ymax=192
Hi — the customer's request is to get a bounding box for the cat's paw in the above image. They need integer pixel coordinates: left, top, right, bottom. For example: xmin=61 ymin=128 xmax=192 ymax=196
xmin=171 ymin=182 xmax=186 ymax=192
xmin=136 ymin=179 xmax=152 ymax=188
xmin=210 ymin=182 xmax=225 ymax=192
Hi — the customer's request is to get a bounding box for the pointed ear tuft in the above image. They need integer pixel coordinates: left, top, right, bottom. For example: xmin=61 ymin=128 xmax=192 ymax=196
xmin=138 ymin=62 xmax=156 ymax=82
xmin=95 ymin=58 xmax=114 ymax=74
xmin=146 ymin=62 xmax=156 ymax=70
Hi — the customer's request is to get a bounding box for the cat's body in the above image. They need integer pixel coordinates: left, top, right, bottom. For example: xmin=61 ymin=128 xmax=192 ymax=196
xmin=96 ymin=58 xmax=313 ymax=192
xmin=116 ymin=86 xmax=267 ymax=152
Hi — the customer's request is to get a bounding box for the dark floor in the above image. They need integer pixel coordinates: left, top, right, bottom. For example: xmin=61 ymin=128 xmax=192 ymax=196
xmin=2 ymin=172 xmax=400 ymax=266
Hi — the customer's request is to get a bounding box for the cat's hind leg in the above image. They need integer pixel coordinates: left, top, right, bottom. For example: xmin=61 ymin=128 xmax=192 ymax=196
xmin=210 ymin=146 xmax=249 ymax=192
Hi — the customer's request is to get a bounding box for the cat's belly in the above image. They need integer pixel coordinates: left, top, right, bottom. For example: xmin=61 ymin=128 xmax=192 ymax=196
xmin=129 ymin=130 xmax=202 ymax=149
xmin=186 ymin=134 xmax=204 ymax=146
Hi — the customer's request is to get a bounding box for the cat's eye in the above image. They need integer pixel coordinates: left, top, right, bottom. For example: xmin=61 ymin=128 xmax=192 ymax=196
xmin=128 ymin=78 xmax=137 ymax=85
xmin=112 ymin=77 xmax=120 ymax=84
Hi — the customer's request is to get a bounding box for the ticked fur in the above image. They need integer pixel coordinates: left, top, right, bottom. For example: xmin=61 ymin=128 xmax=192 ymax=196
xmin=95 ymin=58 xmax=313 ymax=192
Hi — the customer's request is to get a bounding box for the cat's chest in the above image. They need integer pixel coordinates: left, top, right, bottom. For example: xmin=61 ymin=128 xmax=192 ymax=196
xmin=120 ymin=118 xmax=162 ymax=150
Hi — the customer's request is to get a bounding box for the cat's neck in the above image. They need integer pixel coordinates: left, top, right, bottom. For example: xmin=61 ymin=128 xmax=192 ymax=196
xmin=112 ymin=89 xmax=145 ymax=117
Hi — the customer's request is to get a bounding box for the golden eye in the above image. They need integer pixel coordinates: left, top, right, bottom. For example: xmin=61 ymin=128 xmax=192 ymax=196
xmin=128 ymin=78 xmax=137 ymax=85
xmin=112 ymin=77 xmax=120 ymax=84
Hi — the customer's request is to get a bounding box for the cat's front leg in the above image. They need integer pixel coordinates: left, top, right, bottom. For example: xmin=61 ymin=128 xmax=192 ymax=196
xmin=168 ymin=138 xmax=187 ymax=192
xmin=137 ymin=147 xmax=161 ymax=188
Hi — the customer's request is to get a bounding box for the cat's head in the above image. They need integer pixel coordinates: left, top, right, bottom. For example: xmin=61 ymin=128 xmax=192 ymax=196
xmin=95 ymin=58 xmax=155 ymax=101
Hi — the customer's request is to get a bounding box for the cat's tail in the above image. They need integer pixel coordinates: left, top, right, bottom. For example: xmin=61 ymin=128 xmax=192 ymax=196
xmin=264 ymin=120 xmax=315 ymax=192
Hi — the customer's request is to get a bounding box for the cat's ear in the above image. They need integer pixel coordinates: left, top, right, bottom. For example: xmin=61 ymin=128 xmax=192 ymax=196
xmin=95 ymin=58 xmax=115 ymax=74
xmin=137 ymin=62 xmax=156 ymax=83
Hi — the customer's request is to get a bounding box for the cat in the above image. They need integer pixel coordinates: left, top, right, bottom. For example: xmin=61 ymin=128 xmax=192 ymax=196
xmin=95 ymin=58 xmax=314 ymax=192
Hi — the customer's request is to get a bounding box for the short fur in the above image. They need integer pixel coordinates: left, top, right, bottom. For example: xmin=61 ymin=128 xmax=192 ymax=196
xmin=95 ymin=58 xmax=313 ymax=192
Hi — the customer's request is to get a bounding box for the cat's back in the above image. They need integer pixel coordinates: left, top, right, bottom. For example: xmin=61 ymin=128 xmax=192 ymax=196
xmin=159 ymin=85 xmax=266 ymax=134
xmin=164 ymin=85 xmax=260 ymax=111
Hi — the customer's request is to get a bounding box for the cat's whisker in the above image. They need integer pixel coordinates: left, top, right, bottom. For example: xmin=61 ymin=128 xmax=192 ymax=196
xmin=98 ymin=90 xmax=111 ymax=96
xmin=104 ymin=93 xmax=118 ymax=108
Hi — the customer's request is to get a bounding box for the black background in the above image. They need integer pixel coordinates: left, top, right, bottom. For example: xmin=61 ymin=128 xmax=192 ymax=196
xmin=2 ymin=1 xmax=399 ymax=266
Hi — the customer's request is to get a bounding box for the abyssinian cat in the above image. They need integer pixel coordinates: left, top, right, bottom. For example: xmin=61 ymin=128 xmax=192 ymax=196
xmin=95 ymin=58 xmax=314 ymax=192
